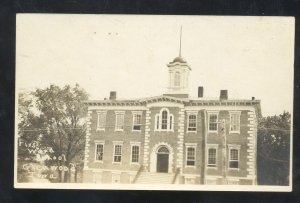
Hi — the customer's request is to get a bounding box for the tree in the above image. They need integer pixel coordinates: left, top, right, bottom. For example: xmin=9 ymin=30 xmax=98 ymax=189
xmin=257 ymin=111 xmax=291 ymax=185
xmin=18 ymin=84 xmax=89 ymax=183
xmin=17 ymin=91 xmax=40 ymax=182
xmin=35 ymin=84 xmax=88 ymax=182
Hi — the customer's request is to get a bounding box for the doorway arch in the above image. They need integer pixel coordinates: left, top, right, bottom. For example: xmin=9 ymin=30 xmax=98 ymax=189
xmin=150 ymin=142 xmax=174 ymax=173
xmin=156 ymin=146 xmax=169 ymax=173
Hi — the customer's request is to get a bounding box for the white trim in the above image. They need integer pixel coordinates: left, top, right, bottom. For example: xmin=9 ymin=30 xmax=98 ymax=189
xmin=185 ymin=143 xmax=197 ymax=147
xmin=207 ymin=144 xmax=219 ymax=168
xmin=185 ymin=106 xmax=256 ymax=111
xmin=113 ymin=141 xmax=124 ymax=145
xmin=130 ymin=142 xmax=141 ymax=165
xmin=207 ymin=111 xmax=219 ymax=133
xmin=229 ymin=111 xmax=241 ymax=134
xmin=115 ymin=111 xmax=125 ymax=131
xmin=187 ymin=112 xmax=197 ymax=133
xmin=132 ymin=111 xmax=142 ymax=132
xmin=113 ymin=142 xmax=123 ymax=164
xmin=146 ymin=101 xmax=184 ymax=108
xmin=182 ymin=174 xmax=201 ymax=178
xmin=228 ymin=145 xmax=240 ymax=170
xmin=94 ymin=142 xmax=104 ymax=163
xmin=154 ymin=108 xmax=174 ymax=132
xmin=150 ymin=142 xmax=174 ymax=173
xmin=89 ymin=106 xmax=147 ymax=110
xmin=96 ymin=111 xmax=107 ymax=131
xmin=90 ymin=168 xmax=137 ymax=175
xmin=185 ymin=144 xmax=197 ymax=168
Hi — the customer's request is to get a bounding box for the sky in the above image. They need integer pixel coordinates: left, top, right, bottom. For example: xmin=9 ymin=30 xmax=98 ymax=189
xmin=16 ymin=14 xmax=295 ymax=116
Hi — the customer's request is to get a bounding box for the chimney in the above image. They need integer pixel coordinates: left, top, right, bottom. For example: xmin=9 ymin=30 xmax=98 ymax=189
xmin=252 ymin=97 xmax=255 ymax=100
xmin=198 ymin=86 xmax=204 ymax=98
xmin=220 ymin=90 xmax=228 ymax=100
xmin=109 ymin=91 xmax=117 ymax=100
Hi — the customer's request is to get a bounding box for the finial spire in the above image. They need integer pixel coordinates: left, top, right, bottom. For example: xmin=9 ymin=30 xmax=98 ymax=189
xmin=179 ymin=26 xmax=182 ymax=57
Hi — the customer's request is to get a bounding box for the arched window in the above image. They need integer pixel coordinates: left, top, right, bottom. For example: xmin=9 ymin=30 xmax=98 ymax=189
xmin=157 ymin=146 xmax=169 ymax=154
xmin=155 ymin=109 xmax=174 ymax=131
xmin=174 ymin=72 xmax=180 ymax=86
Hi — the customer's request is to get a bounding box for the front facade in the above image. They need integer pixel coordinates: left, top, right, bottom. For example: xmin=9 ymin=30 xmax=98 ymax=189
xmin=83 ymin=54 xmax=261 ymax=185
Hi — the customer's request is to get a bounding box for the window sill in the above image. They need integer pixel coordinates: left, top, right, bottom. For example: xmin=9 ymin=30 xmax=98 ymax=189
xmin=154 ymin=130 xmax=174 ymax=133
xmin=115 ymin=129 xmax=124 ymax=132
xmin=94 ymin=161 xmax=103 ymax=164
xmin=207 ymin=166 xmax=217 ymax=169
xmin=228 ymin=168 xmax=239 ymax=171
xmin=132 ymin=130 xmax=142 ymax=133
xmin=229 ymin=131 xmax=240 ymax=134
xmin=185 ymin=165 xmax=196 ymax=168
xmin=96 ymin=128 xmax=105 ymax=132
xmin=187 ymin=131 xmax=197 ymax=133
xmin=130 ymin=162 xmax=140 ymax=165
xmin=112 ymin=162 xmax=122 ymax=164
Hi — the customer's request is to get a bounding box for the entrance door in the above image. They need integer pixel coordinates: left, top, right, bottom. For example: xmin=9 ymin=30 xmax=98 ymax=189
xmin=156 ymin=146 xmax=169 ymax=173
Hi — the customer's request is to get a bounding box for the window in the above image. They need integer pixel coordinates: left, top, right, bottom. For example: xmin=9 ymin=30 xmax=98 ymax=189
xmin=174 ymin=72 xmax=180 ymax=86
xmin=229 ymin=148 xmax=239 ymax=169
xmin=161 ymin=110 xmax=168 ymax=129
xmin=131 ymin=145 xmax=140 ymax=163
xmin=95 ymin=143 xmax=104 ymax=161
xmin=96 ymin=111 xmax=106 ymax=131
xmin=113 ymin=145 xmax=122 ymax=163
xmin=115 ymin=111 xmax=125 ymax=131
xmin=169 ymin=115 xmax=173 ymax=130
xmin=227 ymin=179 xmax=239 ymax=185
xmin=230 ymin=112 xmax=241 ymax=133
xmin=186 ymin=146 xmax=196 ymax=166
xmin=205 ymin=178 xmax=217 ymax=185
xmin=208 ymin=113 xmax=218 ymax=132
xmin=187 ymin=114 xmax=197 ymax=132
xmin=208 ymin=148 xmax=217 ymax=167
xmin=185 ymin=177 xmax=196 ymax=184
xmin=156 ymin=115 xmax=160 ymax=130
xmin=93 ymin=173 xmax=102 ymax=183
xmin=112 ymin=173 xmax=121 ymax=183
xmin=155 ymin=108 xmax=174 ymax=131
xmin=132 ymin=112 xmax=142 ymax=131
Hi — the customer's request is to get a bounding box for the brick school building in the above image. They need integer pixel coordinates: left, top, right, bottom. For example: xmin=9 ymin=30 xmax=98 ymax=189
xmin=82 ymin=54 xmax=261 ymax=185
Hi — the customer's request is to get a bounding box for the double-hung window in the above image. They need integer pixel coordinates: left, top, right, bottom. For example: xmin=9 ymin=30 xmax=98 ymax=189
xmin=113 ymin=142 xmax=123 ymax=163
xmin=208 ymin=112 xmax=218 ymax=132
xmin=207 ymin=145 xmax=218 ymax=167
xmin=130 ymin=142 xmax=141 ymax=164
xmin=95 ymin=142 xmax=104 ymax=162
xmin=228 ymin=145 xmax=240 ymax=169
xmin=187 ymin=113 xmax=197 ymax=132
xmin=96 ymin=111 xmax=106 ymax=131
xmin=230 ymin=111 xmax=241 ymax=133
xmin=185 ymin=143 xmax=197 ymax=167
xmin=115 ymin=111 xmax=125 ymax=131
xmin=132 ymin=111 xmax=142 ymax=131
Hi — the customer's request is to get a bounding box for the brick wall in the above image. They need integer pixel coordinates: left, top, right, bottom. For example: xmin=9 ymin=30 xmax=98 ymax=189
xmin=206 ymin=110 xmax=253 ymax=178
xmin=87 ymin=109 xmax=146 ymax=171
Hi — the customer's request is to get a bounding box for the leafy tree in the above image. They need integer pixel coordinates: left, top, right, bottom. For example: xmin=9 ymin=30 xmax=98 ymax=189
xmin=257 ymin=111 xmax=291 ymax=185
xmin=18 ymin=84 xmax=88 ymax=183
xmin=34 ymin=84 xmax=88 ymax=182
xmin=17 ymin=91 xmax=40 ymax=182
